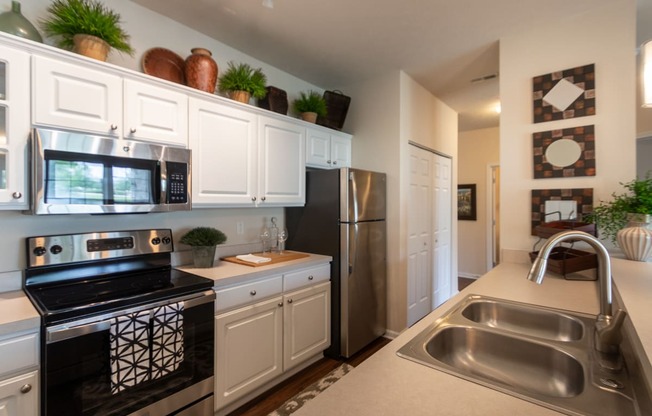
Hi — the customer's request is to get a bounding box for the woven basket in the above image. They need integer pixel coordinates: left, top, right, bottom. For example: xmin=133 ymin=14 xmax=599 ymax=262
xmin=258 ymin=86 xmax=288 ymax=115
xmin=317 ymin=90 xmax=350 ymax=131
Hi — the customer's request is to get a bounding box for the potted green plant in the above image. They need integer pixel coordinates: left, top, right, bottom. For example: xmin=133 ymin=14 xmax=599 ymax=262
xmin=586 ymin=176 xmax=652 ymax=259
xmin=292 ymin=90 xmax=327 ymax=123
xmin=40 ymin=0 xmax=134 ymax=61
xmin=218 ymin=61 xmax=267 ymax=104
xmin=179 ymin=226 xmax=227 ymax=268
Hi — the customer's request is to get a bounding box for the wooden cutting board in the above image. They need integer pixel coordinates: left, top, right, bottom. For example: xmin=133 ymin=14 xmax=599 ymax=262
xmin=222 ymin=251 xmax=310 ymax=267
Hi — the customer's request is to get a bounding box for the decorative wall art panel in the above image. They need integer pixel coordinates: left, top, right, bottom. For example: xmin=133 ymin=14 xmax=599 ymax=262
xmin=533 ymin=64 xmax=595 ymax=123
xmin=533 ymin=125 xmax=595 ymax=179
xmin=530 ymin=188 xmax=593 ymax=235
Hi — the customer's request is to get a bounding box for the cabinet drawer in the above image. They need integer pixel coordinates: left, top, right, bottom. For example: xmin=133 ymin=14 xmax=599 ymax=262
xmin=0 ymin=333 xmax=38 ymax=377
xmin=283 ymin=264 xmax=330 ymax=292
xmin=215 ymin=275 xmax=283 ymax=313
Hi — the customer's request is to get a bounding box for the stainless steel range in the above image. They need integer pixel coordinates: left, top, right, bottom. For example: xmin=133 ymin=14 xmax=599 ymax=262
xmin=24 ymin=229 xmax=215 ymax=416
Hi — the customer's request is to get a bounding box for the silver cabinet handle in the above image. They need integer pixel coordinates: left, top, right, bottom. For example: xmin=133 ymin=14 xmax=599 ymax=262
xmin=287 ymin=298 xmax=293 ymax=304
xmin=130 ymin=128 xmax=137 ymax=133
xmin=308 ymin=275 xmax=314 ymax=280
xmin=250 ymin=290 xmax=256 ymax=296
xmin=20 ymin=384 xmax=32 ymax=394
xmin=12 ymin=191 xmax=22 ymax=199
xmin=110 ymin=124 xmax=118 ymax=131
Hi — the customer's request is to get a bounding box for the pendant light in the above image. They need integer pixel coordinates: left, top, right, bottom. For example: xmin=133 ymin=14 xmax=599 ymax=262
xmin=643 ymin=40 xmax=652 ymax=107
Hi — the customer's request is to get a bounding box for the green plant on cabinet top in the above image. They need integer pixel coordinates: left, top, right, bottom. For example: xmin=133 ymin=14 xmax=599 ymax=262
xmin=218 ymin=61 xmax=267 ymax=99
xmin=293 ymin=90 xmax=327 ymax=117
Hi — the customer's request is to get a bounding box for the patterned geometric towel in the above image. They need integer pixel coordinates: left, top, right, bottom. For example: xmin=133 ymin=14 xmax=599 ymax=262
xmin=110 ymin=310 xmax=151 ymax=394
xmin=151 ymin=302 xmax=184 ymax=379
xmin=268 ymin=363 xmax=354 ymax=416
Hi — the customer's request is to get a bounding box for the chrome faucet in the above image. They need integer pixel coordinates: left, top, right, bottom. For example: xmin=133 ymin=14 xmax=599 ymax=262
xmin=527 ymin=230 xmax=627 ymax=354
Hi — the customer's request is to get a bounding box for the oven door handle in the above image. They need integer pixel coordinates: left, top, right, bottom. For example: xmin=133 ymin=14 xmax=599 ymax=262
xmin=46 ymin=290 xmax=215 ymax=344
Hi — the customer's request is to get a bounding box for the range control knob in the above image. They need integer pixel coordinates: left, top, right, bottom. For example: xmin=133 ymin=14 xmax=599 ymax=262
xmin=162 ymin=236 xmax=171 ymax=245
xmin=50 ymin=245 xmax=63 ymax=255
xmin=151 ymin=237 xmax=161 ymax=245
xmin=33 ymin=246 xmax=47 ymax=256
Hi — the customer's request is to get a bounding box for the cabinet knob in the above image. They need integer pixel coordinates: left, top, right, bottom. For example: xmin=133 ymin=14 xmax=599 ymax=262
xmin=327 ymin=160 xmax=332 ymax=164
xmin=261 ymin=196 xmax=266 ymax=202
xmin=308 ymin=275 xmax=314 ymax=280
xmin=12 ymin=191 xmax=22 ymax=199
xmin=252 ymin=197 xmax=257 ymax=202
xmin=123 ymin=146 xmax=130 ymax=152
xmin=333 ymin=161 xmax=338 ymax=165
xmin=110 ymin=124 xmax=118 ymax=131
xmin=20 ymin=384 xmax=32 ymax=394
xmin=250 ymin=290 xmax=256 ymax=296
xmin=287 ymin=298 xmax=293 ymax=304
xmin=130 ymin=127 xmax=137 ymax=133
xmin=278 ymin=302 xmax=284 ymax=307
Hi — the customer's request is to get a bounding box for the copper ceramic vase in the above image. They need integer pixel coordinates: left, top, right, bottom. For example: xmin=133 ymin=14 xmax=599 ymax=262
xmin=185 ymin=48 xmax=218 ymax=93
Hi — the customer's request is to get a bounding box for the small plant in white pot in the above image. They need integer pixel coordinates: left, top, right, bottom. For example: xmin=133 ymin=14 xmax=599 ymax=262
xmin=179 ymin=227 xmax=227 ymax=268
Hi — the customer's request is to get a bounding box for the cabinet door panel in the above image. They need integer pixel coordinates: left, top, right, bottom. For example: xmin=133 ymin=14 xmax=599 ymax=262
xmin=283 ymin=282 xmax=331 ymax=371
xmin=0 ymin=371 xmax=38 ymax=416
xmin=331 ymin=134 xmax=352 ymax=168
xmin=189 ymin=98 xmax=257 ymax=206
xmin=0 ymin=45 xmax=29 ymax=208
xmin=32 ymin=56 xmax=121 ymax=135
xmin=258 ymin=116 xmax=305 ymax=206
xmin=215 ymin=296 xmax=283 ymax=410
xmin=123 ymin=79 xmax=188 ymax=147
xmin=306 ymin=128 xmax=331 ymax=168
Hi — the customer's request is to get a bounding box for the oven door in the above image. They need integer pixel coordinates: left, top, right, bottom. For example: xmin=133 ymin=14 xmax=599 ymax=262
xmin=42 ymin=291 xmax=214 ymax=416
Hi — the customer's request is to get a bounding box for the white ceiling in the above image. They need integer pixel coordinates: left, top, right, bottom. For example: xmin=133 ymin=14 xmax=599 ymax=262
xmin=134 ymin=0 xmax=636 ymax=131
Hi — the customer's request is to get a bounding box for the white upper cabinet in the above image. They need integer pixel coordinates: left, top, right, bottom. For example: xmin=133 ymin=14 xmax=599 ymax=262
xmin=122 ymin=79 xmax=188 ymax=146
xmin=32 ymin=55 xmax=188 ymax=147
xmin=306 ymin=127 xmax=351 ymax=169
xmin=32 ymin=55 xmax=122 ymax=136
xmin=190 ymin=100 xmax=306 ymax=208
xmin=258 ymin=116 xmax=305 ymax=206
xmin=189 ymin=97 xmax=258 ymax=206
xmin=0 ymin=44 xmax=30 ymax=209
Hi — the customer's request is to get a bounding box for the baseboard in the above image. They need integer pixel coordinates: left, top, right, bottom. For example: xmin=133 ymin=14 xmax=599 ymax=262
xmin=383 ymin=330 xmax=399 ymax=340
xmin=458 ymin=272 xmax=480 ymax=279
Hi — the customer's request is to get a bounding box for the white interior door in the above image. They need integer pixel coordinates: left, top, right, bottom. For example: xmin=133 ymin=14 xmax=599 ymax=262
xmin=407 ymin=145 xmax=433 ymax=326
xmin=432 ymin=153 xmax=452 ymax=308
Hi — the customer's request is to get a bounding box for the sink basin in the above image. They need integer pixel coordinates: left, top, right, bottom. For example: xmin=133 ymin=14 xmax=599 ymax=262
xmin=460 ymin=298 xmax=584 ymax=341
xmin=426 ymin=326 xmax=584 ymax=398
xmin=397 ymin=295 xmax=647 ymax=416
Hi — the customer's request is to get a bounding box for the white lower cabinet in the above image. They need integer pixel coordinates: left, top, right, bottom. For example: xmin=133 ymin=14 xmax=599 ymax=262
xmin=214 ymin=264 xmax=331 ymax=412
xmin=0 ymin=371 xmax=38 ymax=416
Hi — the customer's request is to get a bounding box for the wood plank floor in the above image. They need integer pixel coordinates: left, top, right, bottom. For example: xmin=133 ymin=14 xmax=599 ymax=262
xmin=228 ymin=336 xmax=392 ymax=416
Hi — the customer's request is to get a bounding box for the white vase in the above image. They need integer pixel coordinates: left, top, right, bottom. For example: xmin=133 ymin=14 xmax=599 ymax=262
xmin=616 ymin=214 xmax=652 ymax=262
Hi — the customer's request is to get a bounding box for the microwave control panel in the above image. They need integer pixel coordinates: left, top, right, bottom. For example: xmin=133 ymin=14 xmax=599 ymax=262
xmin=166 ymin=162 xmax=188 ymax=204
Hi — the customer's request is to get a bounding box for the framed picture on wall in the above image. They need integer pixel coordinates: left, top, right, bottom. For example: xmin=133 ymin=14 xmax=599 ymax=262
xmin=458 ymin=184 xmax=477 ymax=221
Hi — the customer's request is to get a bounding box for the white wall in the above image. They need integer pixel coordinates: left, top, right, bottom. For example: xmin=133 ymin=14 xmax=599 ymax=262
xmin=499 ymin=0 xmax=636 ymax=260
xmin=15 ymin=0 xmax=322 ymax=107
xmin=458 ymin=127 xmax=499 ymax=277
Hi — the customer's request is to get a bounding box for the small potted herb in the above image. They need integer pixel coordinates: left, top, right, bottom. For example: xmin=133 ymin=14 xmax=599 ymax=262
xmin=41 ymin=0 xmax=134 ymax=61
xmin=218 ymin=61 xmax=267 ymax=104
xmin=293 ymin=90 xmax=327 ymax=123
xmin=179 ymin=227 xmax=227 ymax=268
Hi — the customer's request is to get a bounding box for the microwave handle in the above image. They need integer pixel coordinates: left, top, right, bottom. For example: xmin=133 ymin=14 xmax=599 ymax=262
xmin=46 ymin=290 xmax=215 ymax=344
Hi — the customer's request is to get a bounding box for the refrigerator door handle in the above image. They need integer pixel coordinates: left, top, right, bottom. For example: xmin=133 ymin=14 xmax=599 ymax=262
xmin=349 ymin=223 xmax=358 ymax=275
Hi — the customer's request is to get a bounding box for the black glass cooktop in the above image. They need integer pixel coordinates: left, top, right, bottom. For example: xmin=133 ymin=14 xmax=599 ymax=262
xmin=25 ymin=267 xmax=213 ymax=325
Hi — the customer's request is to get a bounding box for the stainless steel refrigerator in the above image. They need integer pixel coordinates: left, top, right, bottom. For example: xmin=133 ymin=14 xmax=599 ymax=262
xmin=286 ymin=168 xmax=387 ymax=358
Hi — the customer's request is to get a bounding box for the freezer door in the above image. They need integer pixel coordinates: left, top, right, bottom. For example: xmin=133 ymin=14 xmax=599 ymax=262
xmin=340 ymin=220 xmax=387 ymax=357
xmin=340 ymin=168 xmax=387 ymax=222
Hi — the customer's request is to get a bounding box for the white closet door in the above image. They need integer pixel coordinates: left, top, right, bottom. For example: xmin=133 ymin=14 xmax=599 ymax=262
xmin=407 ymin=145 xmax=433 ymax=326
xmin=433 ymin=153 xmax=452 ymax=308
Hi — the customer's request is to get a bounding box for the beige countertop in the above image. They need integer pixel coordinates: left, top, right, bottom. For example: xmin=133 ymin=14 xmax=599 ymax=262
xmin=296 ymin=259 xmax=652 ymax=416
xmin=0 ymin=290 xmax=40 ymax=337
xmin=176 ymin=251 xmax=332 ymax=288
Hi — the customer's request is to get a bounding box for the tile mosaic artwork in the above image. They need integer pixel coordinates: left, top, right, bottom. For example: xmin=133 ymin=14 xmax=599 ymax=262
xmin=533 ymin=64 xmax=595 ymax=123
xmin=530 ymin=188 xmax=594 ymax=235
xmin=532 ymin=125 xmax=595 ymax=179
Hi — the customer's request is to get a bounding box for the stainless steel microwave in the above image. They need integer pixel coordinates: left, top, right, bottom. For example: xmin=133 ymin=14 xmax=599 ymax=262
xmin=30 ymin=128 xmax=191 ymax=215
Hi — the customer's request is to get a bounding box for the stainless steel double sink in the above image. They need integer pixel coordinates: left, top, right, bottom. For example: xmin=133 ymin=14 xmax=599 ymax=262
xmin=397 ymin=295 xmax=651 ymax=415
